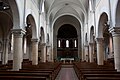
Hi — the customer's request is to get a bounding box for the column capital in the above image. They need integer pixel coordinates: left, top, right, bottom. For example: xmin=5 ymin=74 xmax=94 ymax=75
xmin=41 ymin=43 xmax=46 ymax=46
xmin=31 ymin=39 xmax=39 ymax=42
xmin=109 ymin=27 xmax=120 ymax=37
xmin=96 ymin=38 xmax=104 ymax=43
xmin=12 ymin=29 xmax=26 ymax=37
xmin=89 ymin=42 xmax=94 ymax=46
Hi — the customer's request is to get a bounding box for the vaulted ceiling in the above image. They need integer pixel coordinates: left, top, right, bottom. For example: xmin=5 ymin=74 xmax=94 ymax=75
xmin=44 ymin=0 xmax=89 ymax=26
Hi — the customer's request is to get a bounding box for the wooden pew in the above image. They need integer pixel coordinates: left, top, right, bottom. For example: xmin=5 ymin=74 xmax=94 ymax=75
xmin=86 ymin=77 xmax=120 ymax=80
xmin=0 ymin=76 xmax=47 ymax=80
xmin=0 ymin=71 xmax=51 ymax=80
xmin=0 ymin=60 xmax=61 ymax=80
xmin=73 ymin=62 xmax=120 ymax=80
xmin=22 ymin=62 xmax=62 ymax=80
xmin=80 ymin=69 xmax=119 ymax=80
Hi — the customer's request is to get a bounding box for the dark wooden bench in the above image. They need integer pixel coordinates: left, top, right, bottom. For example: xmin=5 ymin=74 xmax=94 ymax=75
xmin=79 ymin=69 xmax=119 ymax=80
xmin=21 ymin=62 xmax=62 ymax=80
xmin=0 ymin=76 xmax=47 ymax=80
xmin=86 ymin=77 xmax=120 ymax=80
xmin=0 ymin=72 xmax=51 ymax=80
xmin=0 ymin=60 xmax=61 ymax=80
xmin=73 ymin=62 xmax=119 ymax=80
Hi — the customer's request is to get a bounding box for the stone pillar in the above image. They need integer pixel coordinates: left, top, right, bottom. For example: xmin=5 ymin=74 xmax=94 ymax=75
xmin=50 ymin=46 xmax=54 ymax=62
xmin=27 ymin=43 xmax=32 ymax=61
xmin=96 ymin=38 xmax=104 ymax=65
xmin=53 ymin=34 xmax=57 ymax=62
xmin=89 ymin=43 xmax=94 ymax=63
xmin=41 ymin=43 xmax=46 ymax=62
xmin=84 ymin=45 xmax=89 ymax=62
xmin=12 ymin=29 xmax=25 ymax=71
xmin=46 ymin=45 xmax=51 ymax=62
xmin=31 ymin=39 xmax=38 ymax=65
xmin=109 ymin=27 xmax=120 ymax=71
xmin=2 ymin=39 xmax=9 ymax=64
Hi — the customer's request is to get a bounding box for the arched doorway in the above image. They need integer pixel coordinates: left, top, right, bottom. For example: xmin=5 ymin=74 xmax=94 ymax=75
xmin=57 ymin=24 xmax=78 ymax=61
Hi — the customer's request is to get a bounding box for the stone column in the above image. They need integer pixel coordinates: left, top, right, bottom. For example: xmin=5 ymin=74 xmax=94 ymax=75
xmin=27 ymin=43 xmax=32 ymax=61
xmin=109 ymin=27 xmax=120 ymax=71
xmin=89 ymin=43 xmax=94 ymax=63
xmin=31 ymin=39 xmax=38 ymax=65
xmin=2 ymin=39 xmax=9 ymax=64
xmin=46 ymin=45 xmax=51 ymax=62
xmin=84 ymin=45 xmax=89 ymax=62
xmin=50 ymin=46 xmax=53 ymax=62
xmin=12 ymin=29 xmax=25 ymax=71
xmin=53 ymin=35 xmax=57 ymax=61
xmin=41 ymin=43 xmax=46 ymax=62
xmin=96 ymin=38 xmax=104 ymax=65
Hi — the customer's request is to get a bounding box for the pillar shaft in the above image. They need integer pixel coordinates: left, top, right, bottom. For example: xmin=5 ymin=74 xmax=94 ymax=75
xmin=96 ymin=38 xmax=104 ymax=65
xmin=2 ymin=39 xmax=9 ymax=64
xmin=84 ymin=45 xmax=89 ymax=62
xmin=109 ymin=27 xmax=120 ymax=71
xmin=89 ymin=43 xmax=94 ymax=63
xmin=12 ymin=29 xmax=25 ymax=71
xmin=31 ymin=39 xmax=38 ymax=65
xmin=28 ymin=44 xmax=32 ymax=61
xmin=41 ymin=43 xmax=46 ymax=62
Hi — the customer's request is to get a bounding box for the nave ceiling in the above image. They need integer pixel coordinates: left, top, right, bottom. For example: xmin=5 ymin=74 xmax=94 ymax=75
xmin=44 ymin=0 xmax=89 ymax=26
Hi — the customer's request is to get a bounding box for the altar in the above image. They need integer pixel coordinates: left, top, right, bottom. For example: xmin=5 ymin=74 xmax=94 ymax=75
xmin=61 ymin=58 xmax=74 ymax=63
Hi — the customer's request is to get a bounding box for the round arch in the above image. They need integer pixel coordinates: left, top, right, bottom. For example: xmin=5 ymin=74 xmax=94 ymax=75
xmin=96 ymin=12 xmax=113 ymax=64
xmin=57 ymin=24 xmax=77 ymax=38
xmin=0 ymin=11 xmax=13 ymax=39
xmin=26 ymin=14 xmax=37 ymax=39
xmin=8 ymin=0 xmax=20 ymax=29
xmin=53 ymin=14 xmax=82 ymax=61
xmin=97 ymin=12 xmax=108 ymax=38
xmin=52 ymin=13 xmax=82 ymax=29
xmin=53 ymin=15 xmax=81 ymax=37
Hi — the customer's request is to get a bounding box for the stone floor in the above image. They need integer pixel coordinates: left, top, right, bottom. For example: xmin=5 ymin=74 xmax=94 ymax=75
xmin=55 ymin=65 xmax=79 ymax=80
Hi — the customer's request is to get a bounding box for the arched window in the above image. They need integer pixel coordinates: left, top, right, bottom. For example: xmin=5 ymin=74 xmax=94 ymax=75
xmin=66 ymin=40 xmax=69 ymax=47
xmin=74 ymin=40 xmax=77 ymax=47
xmin=58 ymin=40 xmax=61 ymax=47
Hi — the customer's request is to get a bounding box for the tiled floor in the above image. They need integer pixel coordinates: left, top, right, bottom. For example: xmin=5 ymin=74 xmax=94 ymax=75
xmin=55 ymin=65 xmax=79 ymax=80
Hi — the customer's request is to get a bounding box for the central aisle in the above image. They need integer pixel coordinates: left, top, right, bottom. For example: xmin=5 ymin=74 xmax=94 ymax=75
xmin=55 ymin=65 xmax=79 ymax=80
